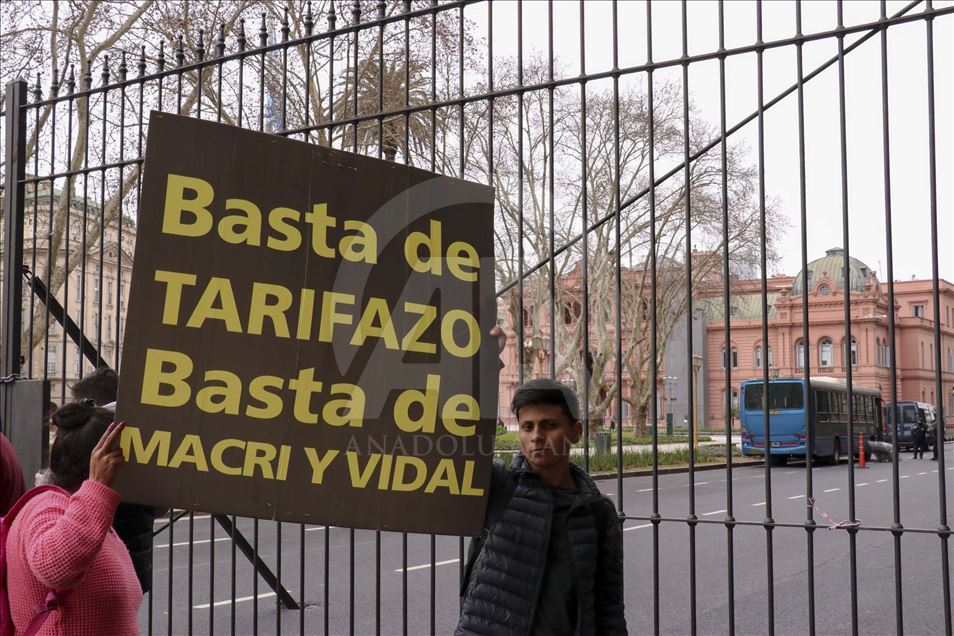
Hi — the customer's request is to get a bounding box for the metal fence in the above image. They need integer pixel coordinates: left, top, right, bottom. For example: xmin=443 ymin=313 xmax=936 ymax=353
xmin=1 ymin=0 xmax=952 ymax=634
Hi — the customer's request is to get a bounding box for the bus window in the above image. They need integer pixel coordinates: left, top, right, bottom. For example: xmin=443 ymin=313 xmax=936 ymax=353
xmin=744 ymin=383 xmax=804 ymax=411
xmin=816 ymin=391 xmax=829 ymax=423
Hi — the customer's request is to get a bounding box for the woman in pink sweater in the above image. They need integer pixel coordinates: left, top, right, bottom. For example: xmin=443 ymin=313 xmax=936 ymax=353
xmin=7 ymin=403 xmax=142 ymax=635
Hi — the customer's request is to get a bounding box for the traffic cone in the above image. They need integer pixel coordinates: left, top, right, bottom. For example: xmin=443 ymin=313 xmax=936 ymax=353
xmin=858 ymin=432 xmax=867 ymax=469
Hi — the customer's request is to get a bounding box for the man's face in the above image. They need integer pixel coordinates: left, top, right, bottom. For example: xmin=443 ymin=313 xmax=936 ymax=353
xmin=517 ymin=403 xmax=583 ymax=471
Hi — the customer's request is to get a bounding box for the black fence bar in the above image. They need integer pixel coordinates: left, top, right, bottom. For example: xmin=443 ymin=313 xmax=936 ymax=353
xmin=1 ymin=2 xmax=951 ymax=634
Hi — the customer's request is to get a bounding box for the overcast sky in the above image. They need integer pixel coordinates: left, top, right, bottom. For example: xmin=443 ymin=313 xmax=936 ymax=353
xmin=468 ymin=0 xmax=953 ymax=283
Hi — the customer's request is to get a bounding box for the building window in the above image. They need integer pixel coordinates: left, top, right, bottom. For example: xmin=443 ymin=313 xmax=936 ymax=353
xmin=913 ymin=304 xmax=925 ymax=318
xmin=755 ymin=345 xmax=763 ymax=369
xmin=107 ymin=281 xmax=113 ymax=306
xmin=767 ymin=346 xmax=774 ymax=368
xmin=721 ymin=347 xmax=738 ymax=369
xmin=842 ymin=337 xmax=857 ymax=367
xmin=948 ymin=348 xmax=953 ymax=372
xmin=795 ymin=341 xmax=807 ymax=369
xmin=819 ymin=338 xmax=833 ymax=368
xmin=46 ymin=344 xmax=57 ymax=375
xmin=818 ymin=284 xmax=831 ymax=296
xmin=106 ymin=317 xmax=112 ymax=341
xmin=876 ymin=338 xmax=882 ymax=367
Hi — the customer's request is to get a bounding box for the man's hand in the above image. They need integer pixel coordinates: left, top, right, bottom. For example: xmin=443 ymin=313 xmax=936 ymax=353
xmin=88 ymin=421 xmax=126 ymax=487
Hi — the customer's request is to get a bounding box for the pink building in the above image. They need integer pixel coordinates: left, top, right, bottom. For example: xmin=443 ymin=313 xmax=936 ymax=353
xmin=496 ymin=248 xmax=954 ymax=432
xmin=700 ymin=248 xmax=954 ymax=430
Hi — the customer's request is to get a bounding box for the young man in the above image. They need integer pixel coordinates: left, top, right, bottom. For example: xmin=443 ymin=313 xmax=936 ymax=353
xmin=456 ymin=378 xmax=627 ymax=635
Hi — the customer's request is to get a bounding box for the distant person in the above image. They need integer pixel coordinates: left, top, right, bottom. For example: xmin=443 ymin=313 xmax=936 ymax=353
xmin=6 ymin=404 xmax=141 ymax=634
xmin=928 ymin=422 xmax=938 ymax=461
xmin=456 ymin=378 xmax=627 ymax=635
xmin=71 ymin=366 xmax=158 ymax=593
xmin=1 ymin=430 xmax=25 ymax=515
xmin=911 ymin=422 xmax=927 ymax=459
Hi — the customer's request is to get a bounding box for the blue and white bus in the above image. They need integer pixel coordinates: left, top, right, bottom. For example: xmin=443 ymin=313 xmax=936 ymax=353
xmin=740 ymin=377 xmax=882 ymax=466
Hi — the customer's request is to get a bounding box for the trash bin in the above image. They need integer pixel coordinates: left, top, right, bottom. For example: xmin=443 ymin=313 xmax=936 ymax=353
xmin=595 ymin=431 xmax=611 ymax=455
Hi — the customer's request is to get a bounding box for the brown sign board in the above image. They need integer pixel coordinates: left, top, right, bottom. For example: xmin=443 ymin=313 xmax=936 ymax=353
xmin=114 ymin=112 xmax=497 ymax=536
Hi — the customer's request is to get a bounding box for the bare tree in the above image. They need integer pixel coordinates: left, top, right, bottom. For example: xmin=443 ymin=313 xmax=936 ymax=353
xmin=1 ymin=0 xmax=478 ymax=363
xmin=476 ymin=57 xmax=781 ymax=433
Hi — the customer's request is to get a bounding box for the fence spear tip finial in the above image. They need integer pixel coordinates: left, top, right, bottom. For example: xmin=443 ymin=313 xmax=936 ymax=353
xmin=305 ymin=1 xmax=314 ymax=34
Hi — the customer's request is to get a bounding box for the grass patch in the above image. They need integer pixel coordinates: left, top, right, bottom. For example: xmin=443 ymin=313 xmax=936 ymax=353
xmin=493 ymin=431 xmax=712 ymax=451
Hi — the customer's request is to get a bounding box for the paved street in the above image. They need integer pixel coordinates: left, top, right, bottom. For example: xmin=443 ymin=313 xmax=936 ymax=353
xmin=139 ymin=443 xmax=953 ymax=635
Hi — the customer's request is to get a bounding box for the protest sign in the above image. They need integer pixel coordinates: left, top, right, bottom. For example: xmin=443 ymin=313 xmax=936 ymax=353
xmin=114 ymin=112 xmax=497 ymax=536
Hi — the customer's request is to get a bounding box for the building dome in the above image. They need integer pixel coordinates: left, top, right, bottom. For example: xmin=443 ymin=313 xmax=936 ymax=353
xmin=790 ymin=247 xmax=875 ymax=295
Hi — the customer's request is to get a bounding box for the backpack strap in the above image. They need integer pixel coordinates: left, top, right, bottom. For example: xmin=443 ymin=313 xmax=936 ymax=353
xmin=22 ymin=590 xmax=62 ymax=636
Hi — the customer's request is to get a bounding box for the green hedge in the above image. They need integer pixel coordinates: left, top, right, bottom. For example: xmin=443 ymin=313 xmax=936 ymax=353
xmin=493 ymin=431 xmax=712 ymax=451
xmin=496 ymin=446 xmax=742 ymax=474
xmin=493 ymin=445 xmax=740 ymax=472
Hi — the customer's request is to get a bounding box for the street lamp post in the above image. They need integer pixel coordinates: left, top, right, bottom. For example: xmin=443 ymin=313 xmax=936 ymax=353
xmin=692 ymin=355 xmax=703 ymax=450
xmin=662 ymin=376 xmax=677 ymax=436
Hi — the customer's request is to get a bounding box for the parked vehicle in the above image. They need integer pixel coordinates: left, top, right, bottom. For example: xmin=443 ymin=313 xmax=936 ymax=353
xmin=883 ymin=401 xmax=937 ymax=449
xmin=741 ymin=377 xmax=882 ymax=466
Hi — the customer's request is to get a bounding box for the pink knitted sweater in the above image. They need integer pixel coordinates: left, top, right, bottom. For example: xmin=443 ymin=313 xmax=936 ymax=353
xmin=7 ymin=480 xmax=142 ymax=635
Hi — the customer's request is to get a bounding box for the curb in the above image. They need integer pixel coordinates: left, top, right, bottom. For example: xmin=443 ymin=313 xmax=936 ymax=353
xmin=589 ymin=458 xmax=765 ymax=481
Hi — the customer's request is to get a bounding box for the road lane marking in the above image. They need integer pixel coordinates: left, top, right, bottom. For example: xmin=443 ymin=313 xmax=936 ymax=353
xmin=156 ymin=526 xmax=325 ymax=549
xmin=900 ymin=475 xmax=909 ymax=479
xmin=877 ymin=479 xmax=889 ymax=483
xmin=156 ymin=536 xmax=232 ymax=549
xmin=788 ymin=495 xmax=806 ymax=499
xmin=637 ymin=488 xmax=653 ymax=492
xmin=702 ymin=510 xmax=726 ymax=516
xmin=696 ymin=482 xmax=709 ymax=485
xmin=918 ymin=472 xmax=928 ymax=475
xmin=784 ymin=471 xmax=797 ymax=475
xmin=623 ymin=523 xmax=653 ymax=532
xmin=824 ymin=488 xmax=840 ymax=493
xmin=752 ymin=502 xmax=766 ymax=507
xmin=395 ymin=558 xmax=459 ymax=573
xmin=194 ymin=590 xmax=291 ymax=609
xmin=857 ymin=483 xmax=869 ymax=487
xmin=155 ymin=514 xmax=211 ymax=525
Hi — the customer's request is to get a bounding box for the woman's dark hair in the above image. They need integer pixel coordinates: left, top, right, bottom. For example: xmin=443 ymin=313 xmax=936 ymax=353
xmin=49 ymin=402 xmax=113 ymax=491
xmin=511 ymin=378 xmax=580 ymax=424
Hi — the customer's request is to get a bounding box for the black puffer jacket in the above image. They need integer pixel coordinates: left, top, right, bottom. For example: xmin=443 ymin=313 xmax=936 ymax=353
xmin=456 ymin=455 xmax=627 ymax=635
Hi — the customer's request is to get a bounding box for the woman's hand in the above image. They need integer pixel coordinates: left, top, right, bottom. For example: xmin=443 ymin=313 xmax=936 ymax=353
xmin=88 ymin=421 xmax=126 ymax=487
xmin=490 ymin=325 xmax=507 ymax=356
